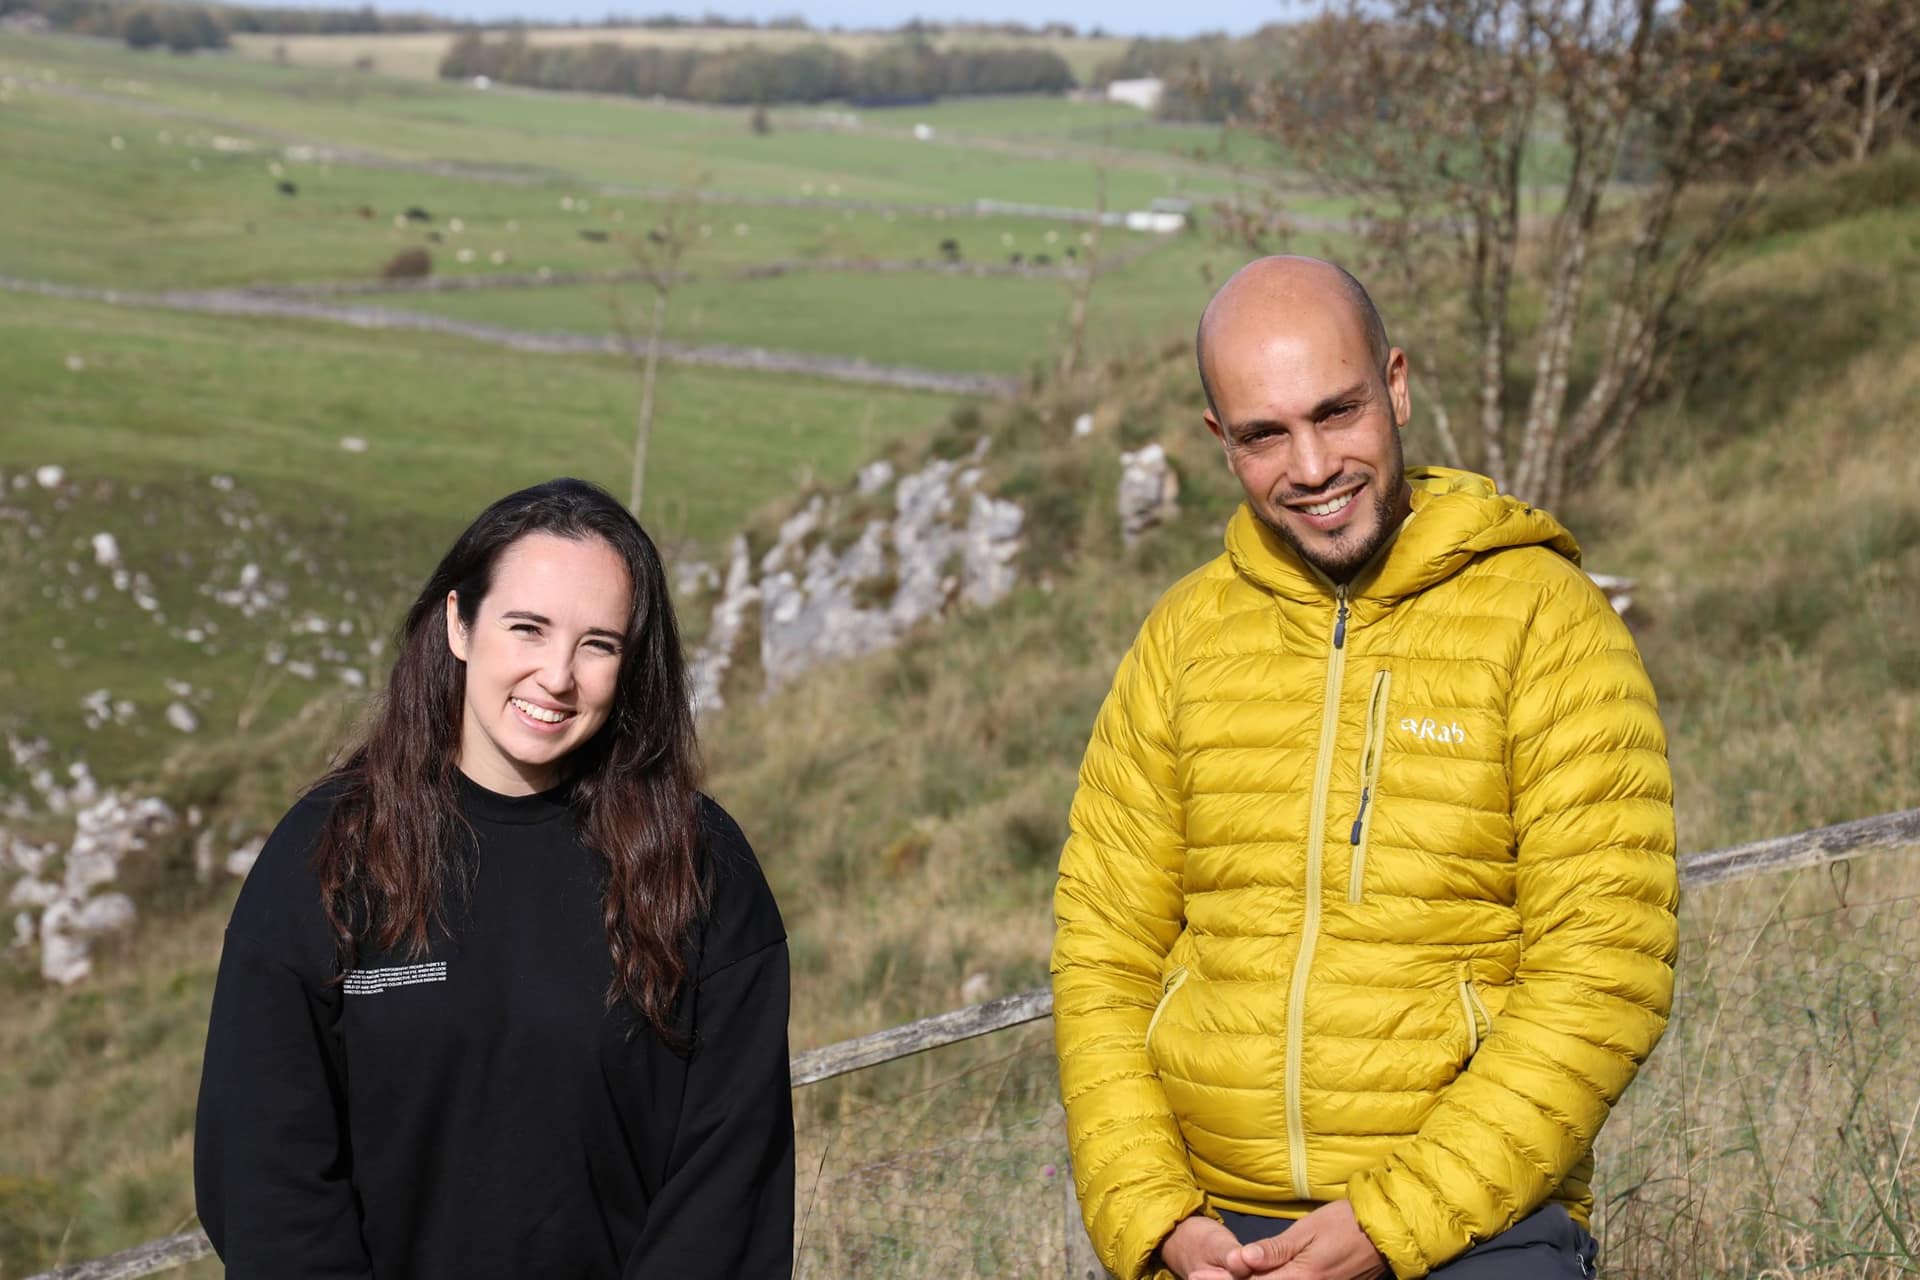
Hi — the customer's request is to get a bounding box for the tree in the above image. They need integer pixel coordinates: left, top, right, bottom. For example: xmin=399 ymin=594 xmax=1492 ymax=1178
xmin=121 ymin=7 xmax=162 ymax=48
xmin=1247 ymin=0 xmax=1866 ymax=506
xmin=608 ymin=187 xmax=701 ymax=517
xmin=1058 ymin=147 xmax=1109 ymax=381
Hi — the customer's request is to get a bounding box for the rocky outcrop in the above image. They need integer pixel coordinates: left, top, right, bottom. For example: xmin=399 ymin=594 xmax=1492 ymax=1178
xmin=4 ymin=737 xmax=173 ymax=985
xmin=690 ymin=446 xmax=1024 ymax=711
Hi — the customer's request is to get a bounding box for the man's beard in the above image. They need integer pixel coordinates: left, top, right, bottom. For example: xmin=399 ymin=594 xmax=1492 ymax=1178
xmin=1256 ymin=422 xmax=1407 ymax=583
xmin=1255 ymin=475 xmax=1404 ymax=583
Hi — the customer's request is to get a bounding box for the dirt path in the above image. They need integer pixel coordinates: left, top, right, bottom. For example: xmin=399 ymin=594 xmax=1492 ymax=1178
xmin=0 ymin=274 xmax=1021 ymax=396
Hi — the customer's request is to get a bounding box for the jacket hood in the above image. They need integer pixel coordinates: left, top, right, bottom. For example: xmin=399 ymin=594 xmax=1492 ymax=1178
xmin=1224 ymin=466 xmax=1582 ymax=604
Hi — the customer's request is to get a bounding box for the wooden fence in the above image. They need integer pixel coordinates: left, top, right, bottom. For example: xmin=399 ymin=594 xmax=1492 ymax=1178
xmin=26 ymin=805 xmax=1920 ymax=1280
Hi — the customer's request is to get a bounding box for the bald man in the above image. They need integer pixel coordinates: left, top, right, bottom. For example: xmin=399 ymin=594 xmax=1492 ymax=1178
xmin=1051 ymin=257 xmax=1676 ymax=1280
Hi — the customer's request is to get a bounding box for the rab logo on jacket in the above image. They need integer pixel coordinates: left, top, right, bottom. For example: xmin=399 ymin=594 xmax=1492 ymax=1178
xmin=1401 ymin=717 xmax=1466 ymax=745
xmin=343 ymin=962 xmax=448 ymax=994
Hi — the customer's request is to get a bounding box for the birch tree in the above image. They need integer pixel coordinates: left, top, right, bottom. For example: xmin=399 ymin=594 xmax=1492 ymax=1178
xmin=1248 ymin=0 xmax=1867 ymax=506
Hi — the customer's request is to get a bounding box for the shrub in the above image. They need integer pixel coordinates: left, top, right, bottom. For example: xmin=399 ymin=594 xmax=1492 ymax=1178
xmin=379 ymin=247 xmax=431 ymax=280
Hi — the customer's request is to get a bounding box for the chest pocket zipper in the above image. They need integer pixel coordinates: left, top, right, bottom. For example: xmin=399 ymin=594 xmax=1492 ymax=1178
xmin=1347 ymin=670 xmax=1393 ymax=903
xmin=1145 ymin=966 xmax=1188 ymax=1050
xmin=1457 ymin=963 xmax=1491 ymax=1055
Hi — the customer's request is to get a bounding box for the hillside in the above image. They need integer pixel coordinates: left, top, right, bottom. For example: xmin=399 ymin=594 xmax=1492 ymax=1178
xmin=702 ymin=150 xmax=1920 ymax=1044
xmin=1 ymin=23 xmax=1916 ymax=1270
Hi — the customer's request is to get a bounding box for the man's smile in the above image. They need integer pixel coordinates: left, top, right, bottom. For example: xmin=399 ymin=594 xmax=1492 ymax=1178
xmin=1280 ymin=480 xmax=1366 ymax=528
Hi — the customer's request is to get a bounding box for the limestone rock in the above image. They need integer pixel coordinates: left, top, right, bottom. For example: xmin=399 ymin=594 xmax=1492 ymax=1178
xmin=225 ymin=837 xmax=266 ymax=878
xmin=0 ymin=739 xmax=175 ymax=985
xmin=688 ymin=535 xmax=762 ymax=714
xmin=690 ymin=444 xmax=1024 ymax=709
xmin=1118 ymin=443 xmax=1180 ymax=544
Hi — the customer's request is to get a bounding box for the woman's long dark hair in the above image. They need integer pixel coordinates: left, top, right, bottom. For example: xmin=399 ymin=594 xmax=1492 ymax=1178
xmin=310 ymin=478 xmax=704 ymax=1035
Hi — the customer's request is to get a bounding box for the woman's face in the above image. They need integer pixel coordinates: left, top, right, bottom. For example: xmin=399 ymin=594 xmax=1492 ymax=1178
xmin=446 ymin=532 xmax=632 ymax=796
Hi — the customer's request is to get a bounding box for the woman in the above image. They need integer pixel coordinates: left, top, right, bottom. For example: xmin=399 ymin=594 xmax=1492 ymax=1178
xmin=195 ymin=478 xmax=793 ymax=1278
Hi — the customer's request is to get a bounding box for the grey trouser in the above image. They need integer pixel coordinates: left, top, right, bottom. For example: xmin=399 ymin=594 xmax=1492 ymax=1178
xmin=1218 ymin=1203 xmax=1598 ymax=1279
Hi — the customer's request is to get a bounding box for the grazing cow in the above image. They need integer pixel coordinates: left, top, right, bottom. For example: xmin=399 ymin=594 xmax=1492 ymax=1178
xmin=1009 ymin=252 xmax=1024 ymax=266
xmin=277 ymin=180 xmax=298 ymax=197
xmin=1033 ymin=253 xmax=1051 ymax=266
xmin=579 ymin=229 xmax=610 ymax=243
xmin=1065 ymin=246 xmax=1079 ymax=260
xmin=938 ymin=237 xmax=961 ymax=262
xmin=404 ymin=206 xmax=433 ymax=223
xmin=357 ymin=205 xmax=375 ymax=220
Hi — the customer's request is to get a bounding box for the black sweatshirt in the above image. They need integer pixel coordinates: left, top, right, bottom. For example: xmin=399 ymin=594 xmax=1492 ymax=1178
xmin=194 ymin=775 xmax=793 ymax=1279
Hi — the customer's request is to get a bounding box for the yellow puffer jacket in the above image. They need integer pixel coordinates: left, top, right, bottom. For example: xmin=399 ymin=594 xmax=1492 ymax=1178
xmin=1052 ymin=468 xmax=1677 ymax=1280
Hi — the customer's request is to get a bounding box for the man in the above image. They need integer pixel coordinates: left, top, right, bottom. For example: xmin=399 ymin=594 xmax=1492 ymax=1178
xmin=1051 ymin=257 xmax=1677 ymax=1280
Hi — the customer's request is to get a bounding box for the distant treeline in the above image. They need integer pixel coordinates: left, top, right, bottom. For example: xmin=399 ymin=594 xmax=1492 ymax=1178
xmin=0 ymin=0 xmax=1107 ymax=52
xmin=440 ymin=32 xmax=1076 ymax=105
xmin=0 ymin=0 xmax=448 ymax=49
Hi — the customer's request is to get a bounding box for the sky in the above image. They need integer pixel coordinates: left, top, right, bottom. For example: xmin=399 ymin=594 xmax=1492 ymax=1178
xmin=244 ymin=0 xmax=1304 ymax=38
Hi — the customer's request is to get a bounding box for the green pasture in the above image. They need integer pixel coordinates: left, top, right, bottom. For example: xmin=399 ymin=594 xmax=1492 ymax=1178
xmin=0 ymin=34 xmax=1252 ymax=208
xmin=861 ymin=94 xmax=1276 ymax=166
xmin=0 ymin=292 xmax=962 ymax=784
xmin=370 ymin=237 xmax=1229 ymax=374
xmin=0 ymin=90 xmax=1177 ymax=289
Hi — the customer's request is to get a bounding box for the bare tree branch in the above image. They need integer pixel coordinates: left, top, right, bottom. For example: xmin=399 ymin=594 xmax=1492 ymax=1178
xmin=1241 ymin=0 xmax=1874 ymax=503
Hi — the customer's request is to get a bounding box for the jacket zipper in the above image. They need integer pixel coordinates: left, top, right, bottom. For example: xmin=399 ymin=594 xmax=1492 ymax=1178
xmin=1145 ymin=966 xmax=1188 ymax=1050
xmin=1457 ymin=962 xmax=1490 ymax=1055
xmin=1285 ymin=586 xmax=1348 ymax=1199
xmin=1347 ymin=670 xmax=1392 ymax=904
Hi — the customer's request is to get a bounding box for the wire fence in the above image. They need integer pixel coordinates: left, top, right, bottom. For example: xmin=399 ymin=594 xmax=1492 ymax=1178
xmin=28 ymin=808 xmax=1920 ymax=1280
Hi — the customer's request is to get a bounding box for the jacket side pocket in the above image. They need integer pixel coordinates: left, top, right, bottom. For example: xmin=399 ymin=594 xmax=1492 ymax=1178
xmin=1145 ymin=966 xmax=1188 ymax=1051
xmin=1457 ymin=962 xmax=1490 ymax=1056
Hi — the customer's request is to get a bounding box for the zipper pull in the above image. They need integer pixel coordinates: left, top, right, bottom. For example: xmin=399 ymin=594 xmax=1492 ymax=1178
xmin=1350 ymin=787 xmax=1370 ymax=844
xmin=1333 ymin=590 xmax=1349 ymax=649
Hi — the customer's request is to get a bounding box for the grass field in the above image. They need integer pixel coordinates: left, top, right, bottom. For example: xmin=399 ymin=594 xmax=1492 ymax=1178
xmin=0 ymin=88 xmax=1197 ymax=289
xmin=371 ymin=242 xmax=1230 ymax=375
xmin=0 ymin=28 xmax=1285 ymax=802
xmin=2 ymin=20 xmax=1916 ymax=1279
xmin=1 ymin=34 xmax=1253 ymax=207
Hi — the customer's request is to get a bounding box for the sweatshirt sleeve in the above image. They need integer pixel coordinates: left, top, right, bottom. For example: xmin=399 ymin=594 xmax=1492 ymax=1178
xmin=1347 ymin=567 xmax=1678 ymax=1278
xmin=194 ymin=792 xmax=373 ymax=1278
xmin=622 ymin=803 xmax=795 ymax=1279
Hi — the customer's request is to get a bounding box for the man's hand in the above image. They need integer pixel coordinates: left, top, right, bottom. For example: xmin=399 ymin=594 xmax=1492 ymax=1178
xmin=1159 ymin=1214 xmax=1250 ymax=1280
xmin=1228 ymin=1201 xmax=1389 ymax=1280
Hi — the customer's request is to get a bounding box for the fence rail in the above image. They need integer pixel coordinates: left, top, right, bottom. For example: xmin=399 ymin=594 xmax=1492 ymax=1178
xmin=27 ymin=806 xmax=1920 ymax=1280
